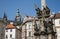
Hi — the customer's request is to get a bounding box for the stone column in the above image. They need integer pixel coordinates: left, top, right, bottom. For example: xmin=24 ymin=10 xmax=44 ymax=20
xmin=48 ymin=34 xmax=52 ymax=39
xmin=40 ymin=35 xmax=47 ymax=39
xmin=41 ymin=0 xmax=46 ymax=10
xmin=35 ymin=36 xmax=40 ymax=39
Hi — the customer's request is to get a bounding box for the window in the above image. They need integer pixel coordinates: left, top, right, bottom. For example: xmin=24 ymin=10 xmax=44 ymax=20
xmin=29 ymin=32 xmax=31 ymax=37
xmin=10 ymin=29 xmax=12 ymax=32
xmin=6 ymin=35 xmax=8 ymax=38
xmin=10 ymin=34 xmax=12 ymax=38
xmin=29 ymin=25 xmax=31 ymax=29
xmin=25 ymin=24 xmax=27 ymax=29
xmin=37 ymin=24 xmax=40 ymax=29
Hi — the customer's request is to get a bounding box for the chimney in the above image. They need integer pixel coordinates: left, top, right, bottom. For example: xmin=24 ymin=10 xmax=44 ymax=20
xmin=10 ymin=22 xmax=13 ymax=24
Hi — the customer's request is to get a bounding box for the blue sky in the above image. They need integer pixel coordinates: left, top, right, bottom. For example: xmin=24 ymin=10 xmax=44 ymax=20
xmin=0 ymin=0 xmax=60 ymax=20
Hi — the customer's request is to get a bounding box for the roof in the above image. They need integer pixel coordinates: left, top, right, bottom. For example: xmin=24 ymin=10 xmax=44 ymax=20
xmin=49 ymin=14 xmax=55 ymax=19
xmin=54 ymin=13 xmax=60 ymax=19
xmin=6 ymin=22 xmax=15 ymax=29
xmin=49 ymin=13 xmax=60 ymax=19
xmin=23 ymin=16 xmax=38 ymax=24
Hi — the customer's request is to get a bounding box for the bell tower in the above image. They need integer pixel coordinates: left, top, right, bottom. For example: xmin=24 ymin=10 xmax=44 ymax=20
xmin=15 ymin=9 xmax=21 ymax=25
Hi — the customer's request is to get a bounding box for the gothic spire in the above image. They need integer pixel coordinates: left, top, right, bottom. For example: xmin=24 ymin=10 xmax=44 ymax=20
xmin=3 ymin=12 xmax=7 ymax=23
xmin=3 ymin=12 xmax=7 ymax=19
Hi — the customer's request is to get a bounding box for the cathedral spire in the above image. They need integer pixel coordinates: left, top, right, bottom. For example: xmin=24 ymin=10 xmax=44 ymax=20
xmin=3 ymin=12 xmax=7 ymax=19
xmin=3 ymin=12 xmax=7 ymax=23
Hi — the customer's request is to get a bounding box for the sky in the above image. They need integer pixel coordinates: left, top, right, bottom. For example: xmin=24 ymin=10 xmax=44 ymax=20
xmin=0 ymin=0 xmax=60 ymax=20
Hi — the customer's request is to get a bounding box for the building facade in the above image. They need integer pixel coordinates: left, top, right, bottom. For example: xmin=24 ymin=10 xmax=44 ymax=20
xmin=0 ymin=18 xmax=5 ymax=39
xmin=5 ymin=22 xmax=16 ymax=39
xmin=53 ymin=13 xmax=60 ymax=39
xmin=5 ymin=22 xmax=21 ymax=39
xmin=22 ymin=16 xmax=40 ymax=39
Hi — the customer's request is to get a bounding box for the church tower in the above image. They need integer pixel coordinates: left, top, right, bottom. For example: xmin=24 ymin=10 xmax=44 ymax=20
xmin=3 ymin=12 xmax=7 ymax=24
xmin=15 ymin=9 xmax=21 ymax=25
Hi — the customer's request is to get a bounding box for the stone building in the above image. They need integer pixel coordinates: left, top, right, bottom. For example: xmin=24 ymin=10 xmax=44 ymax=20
xmin=53 ymin=13 xmax=60 ymax=39
xmin=0 ymin=18 xmax=5 ymax=39
xmin=5 ymin=22 xmax=21 ymax=39
xmin=21 ymin=0 xmax=56 ymax=39
xmin=22 ymin=16 xmax=40 ymax=39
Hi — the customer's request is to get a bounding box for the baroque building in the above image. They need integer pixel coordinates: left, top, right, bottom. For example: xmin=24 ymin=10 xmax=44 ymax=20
xmin=5 ymin=22 xmax=21 ymax=39
xmin=21 ymin=0 xmax=56 ymax=39
xmin=22 ymin=15 xmax=39 ymax=39
xmin=53 ymin=13 xmax=60 ymax=39
xmin=5 ymin=22 xmax=16 ymax=39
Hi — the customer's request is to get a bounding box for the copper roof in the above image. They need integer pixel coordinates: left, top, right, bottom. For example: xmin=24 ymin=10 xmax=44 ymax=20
xmin=6 ymin=23 xmax=15 ymax=29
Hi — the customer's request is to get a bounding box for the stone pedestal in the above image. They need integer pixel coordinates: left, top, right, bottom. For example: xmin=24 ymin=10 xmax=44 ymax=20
xmin=40 ymin=35 xmax=47 ymax=39
xmin=48 ymin=34 xmax=52 ymax=39
xmin=35 ymin=36 xmax=40 ymax=39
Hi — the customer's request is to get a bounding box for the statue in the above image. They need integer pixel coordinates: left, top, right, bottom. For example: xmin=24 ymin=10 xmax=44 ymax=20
xmin=44 ymin=21 xmax=54 ymax=34
xmin=34 ymin=4 xmax=42 ymax=18
xmin=42 ymin=6 xmax=50 ymax=17
xmin=34 ymin=22 xmax=40 ymax=31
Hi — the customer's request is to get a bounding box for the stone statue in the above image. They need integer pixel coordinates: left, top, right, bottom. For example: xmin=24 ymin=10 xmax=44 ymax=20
xmin=44 ymin=21 xmax=53 ymax=34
